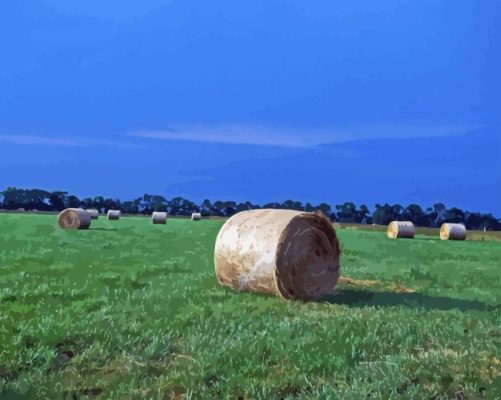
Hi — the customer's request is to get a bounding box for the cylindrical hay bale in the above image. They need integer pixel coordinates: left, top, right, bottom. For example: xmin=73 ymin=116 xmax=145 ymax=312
xmin=440 ymin=223 xmax=466 ymax=240
xmin=191 ymin=212 xmax=202 ymax=221
xmin=107 ymin=210 xmax=121 ymax=220
xmin=152 ymin=211 xmax=167 ymax=224
xmin=87 ymin=209 xmax=100 ymax=219
xmin=387 ymin=221 xmax=415 ymax=239
xmin=214 ymin=209 xmax=341 ymax=301
xmin=58 ymin=208 xmax=91 ymax=230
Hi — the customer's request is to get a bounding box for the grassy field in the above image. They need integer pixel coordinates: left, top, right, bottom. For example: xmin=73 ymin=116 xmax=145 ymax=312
xmin=0 ymin=213 xmax=500 ymax=399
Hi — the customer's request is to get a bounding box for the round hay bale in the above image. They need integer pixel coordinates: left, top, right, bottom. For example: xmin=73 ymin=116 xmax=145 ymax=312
xmin=152 ymin=211 xmax=167 ymax=224
xmin=191 ymin=212 xmax=202 ymax=221
xmin=58 ymin=208 xmax=91 ymax=230
xmin=107 ymin=210 xmax=121 ymax=220
xmin=214 ymin=209 xmax=341 ymax=301
xmin=440 ymin=223 xmax=466 ymax=240
xmin=87 ymin=209 xmax=100 ymax=219
xmin=387 ymin=221 xmax=415 ymax=239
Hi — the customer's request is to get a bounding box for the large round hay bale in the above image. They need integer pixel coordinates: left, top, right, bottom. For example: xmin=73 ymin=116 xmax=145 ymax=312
xmin=214 ymin=209 xmax=341 ymax=301
xmin=440 ymin=223 xmax=466 ymax=240
xmin=152 ymin=211 xmax=167 ymax=224
xmin=87 ymin=209 xmax=100 ymax=219
xmin=387 ymin=221 xmax=415 ymax=239
xmin=58 ymin=208 xmax=91 ymax=230
xmin=191 ymin=212 xmax=202 ymax=221
xmin=107 ymin=210 xmax=121 ymax=220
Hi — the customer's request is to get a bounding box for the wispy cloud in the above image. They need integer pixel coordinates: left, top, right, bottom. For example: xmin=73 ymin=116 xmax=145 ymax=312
xmin=130 ymin=126 xmax=309 ymax=148
xmin=0 ymin=134 xmax=80 ymax=146
xmin=1 ymin=123 xmax=481 ymax=150
xmin=129 ymin=123 xmax=481 ymax=148
xmin=0 ymin=134 xmax=146 ymax=149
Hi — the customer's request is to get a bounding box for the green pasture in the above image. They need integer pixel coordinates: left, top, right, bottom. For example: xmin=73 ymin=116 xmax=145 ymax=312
xmin=0 ymin=213 xmax=499 ymax=399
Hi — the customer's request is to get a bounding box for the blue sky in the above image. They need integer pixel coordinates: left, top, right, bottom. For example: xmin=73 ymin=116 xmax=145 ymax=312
xmin=0 ymin=1 xmax=500 ymax=214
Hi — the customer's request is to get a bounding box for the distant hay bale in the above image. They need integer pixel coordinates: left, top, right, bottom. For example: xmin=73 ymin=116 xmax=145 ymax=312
xmin=87 ymin=209 xmax=100 ymax=219
xmin=387 ymin=221 xmax=415 ymax=239
xmin=214 ymin=209 xmax=341 ymax=301
xmin=440 ymin=223 xmax=466 ymax=240
xmin=107 ymin=210 xmax=121 ymax=220
xmin=17 ymin=208 xmax=25 ymax=213
xmin=58 ymin=208 xmax=91 ymax=230
xmin=191 ymin=212 xmax=202 ymax=221
xmin=152 ymin=211 xmax=167 ymax=224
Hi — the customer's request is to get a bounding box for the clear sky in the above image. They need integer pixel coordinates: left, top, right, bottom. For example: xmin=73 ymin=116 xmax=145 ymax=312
xmin=0 ymin=1 xmax=500 ymax=214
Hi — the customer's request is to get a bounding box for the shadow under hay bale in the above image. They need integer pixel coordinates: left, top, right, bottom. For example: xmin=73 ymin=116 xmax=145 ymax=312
xmin=321 ymin=288 xmax=498 ymax=312
xmin=214 ymin=209 xmax=340 ymax=301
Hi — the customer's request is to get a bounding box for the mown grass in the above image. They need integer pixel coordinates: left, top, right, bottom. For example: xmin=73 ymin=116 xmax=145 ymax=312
xmin=0 ymin=213 xmax=500 ymax=399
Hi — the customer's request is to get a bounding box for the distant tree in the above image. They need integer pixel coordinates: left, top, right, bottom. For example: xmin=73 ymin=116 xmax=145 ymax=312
xmin=121 ymin=201 xmax=138 ymax=214
xmin=262 ymin=202 xmax=282 ymax=209
xmin=402 ymin=204 xmax=426 ymax=225
xmin=431 ymin=202 xmax=447 ymax=227
xmin=1 ymin=187 xmax=52 ymax=210
xmin=102 ymin=198 xmax=121 ymax=212
xmin=315 ymin=203 xmax=332 ymax=218
xmin=335 ymin=202 xmax=357 ymax=223
xmin=66 ymin=195 xmax=81 ymax=209
xmin=304 ymin=203 xmax=315 ymax=212
xmin=373 ymin=203 xmax=403 ymax=225
xmin=281 ymin=200 xmax=304 ymax=211
xmin=464 ymin=212 xmax=500 ymax=231
xmin=359 ymin=204 xmax=371 ymax=224
xmin=1 ymin=187 xmax=21 ymax=209
xmin=235 ymin=201 xmax=259 ymax=213
xmin=1 ymin=186 xmax=499 ymax=230
xmin=200 ymin=199 xmax=213 ymax=216
xmin=209 ymin=200 xmax=226 ymax=217
xmin=220 ymin=201 xmax=237 ymax=217
xmin=442 ymin=207 xmax=465 ymax=224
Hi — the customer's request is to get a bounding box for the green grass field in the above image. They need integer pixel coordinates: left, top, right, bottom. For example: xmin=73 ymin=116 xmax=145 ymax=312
xmin=0 ymin=213 xmax=500 ymax=399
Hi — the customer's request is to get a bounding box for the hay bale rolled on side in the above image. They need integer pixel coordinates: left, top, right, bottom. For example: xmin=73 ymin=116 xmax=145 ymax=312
xmin=440 ymin=223 xmax=466 ymax=240
xmin=58 ymin=208 xmax=91 ymax=230
xmin=152 ymin=211 xmax=167 ymax=224
xmin=87 ymin=209 xmax=100 ymax=219
xmin=107 ymin=210 xmax=121 ymax=220
xmin=387 ymin=221 xmax=415 ymax=239
xmin=214 ymin=209 xmax=341 ymax=301
xmin=191 ymin=212 xmax=202 ymax=221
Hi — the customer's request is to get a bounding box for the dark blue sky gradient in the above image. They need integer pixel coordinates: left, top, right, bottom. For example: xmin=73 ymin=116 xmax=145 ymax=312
xmin=0 ymin=1 xmax=499 ymax=213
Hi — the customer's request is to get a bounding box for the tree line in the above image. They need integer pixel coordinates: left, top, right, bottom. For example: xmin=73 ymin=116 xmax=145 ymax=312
xmin=1 ymin=187 xmax=499 ymax=231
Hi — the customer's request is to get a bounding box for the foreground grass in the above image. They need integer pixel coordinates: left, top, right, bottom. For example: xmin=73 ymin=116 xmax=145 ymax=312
xmin=0 ymin=214 xmax=499 ymax=399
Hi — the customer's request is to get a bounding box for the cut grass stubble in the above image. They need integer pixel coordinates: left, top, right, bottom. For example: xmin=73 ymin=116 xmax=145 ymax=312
xmin=0 ymin=214 xmax=500 ymax=399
